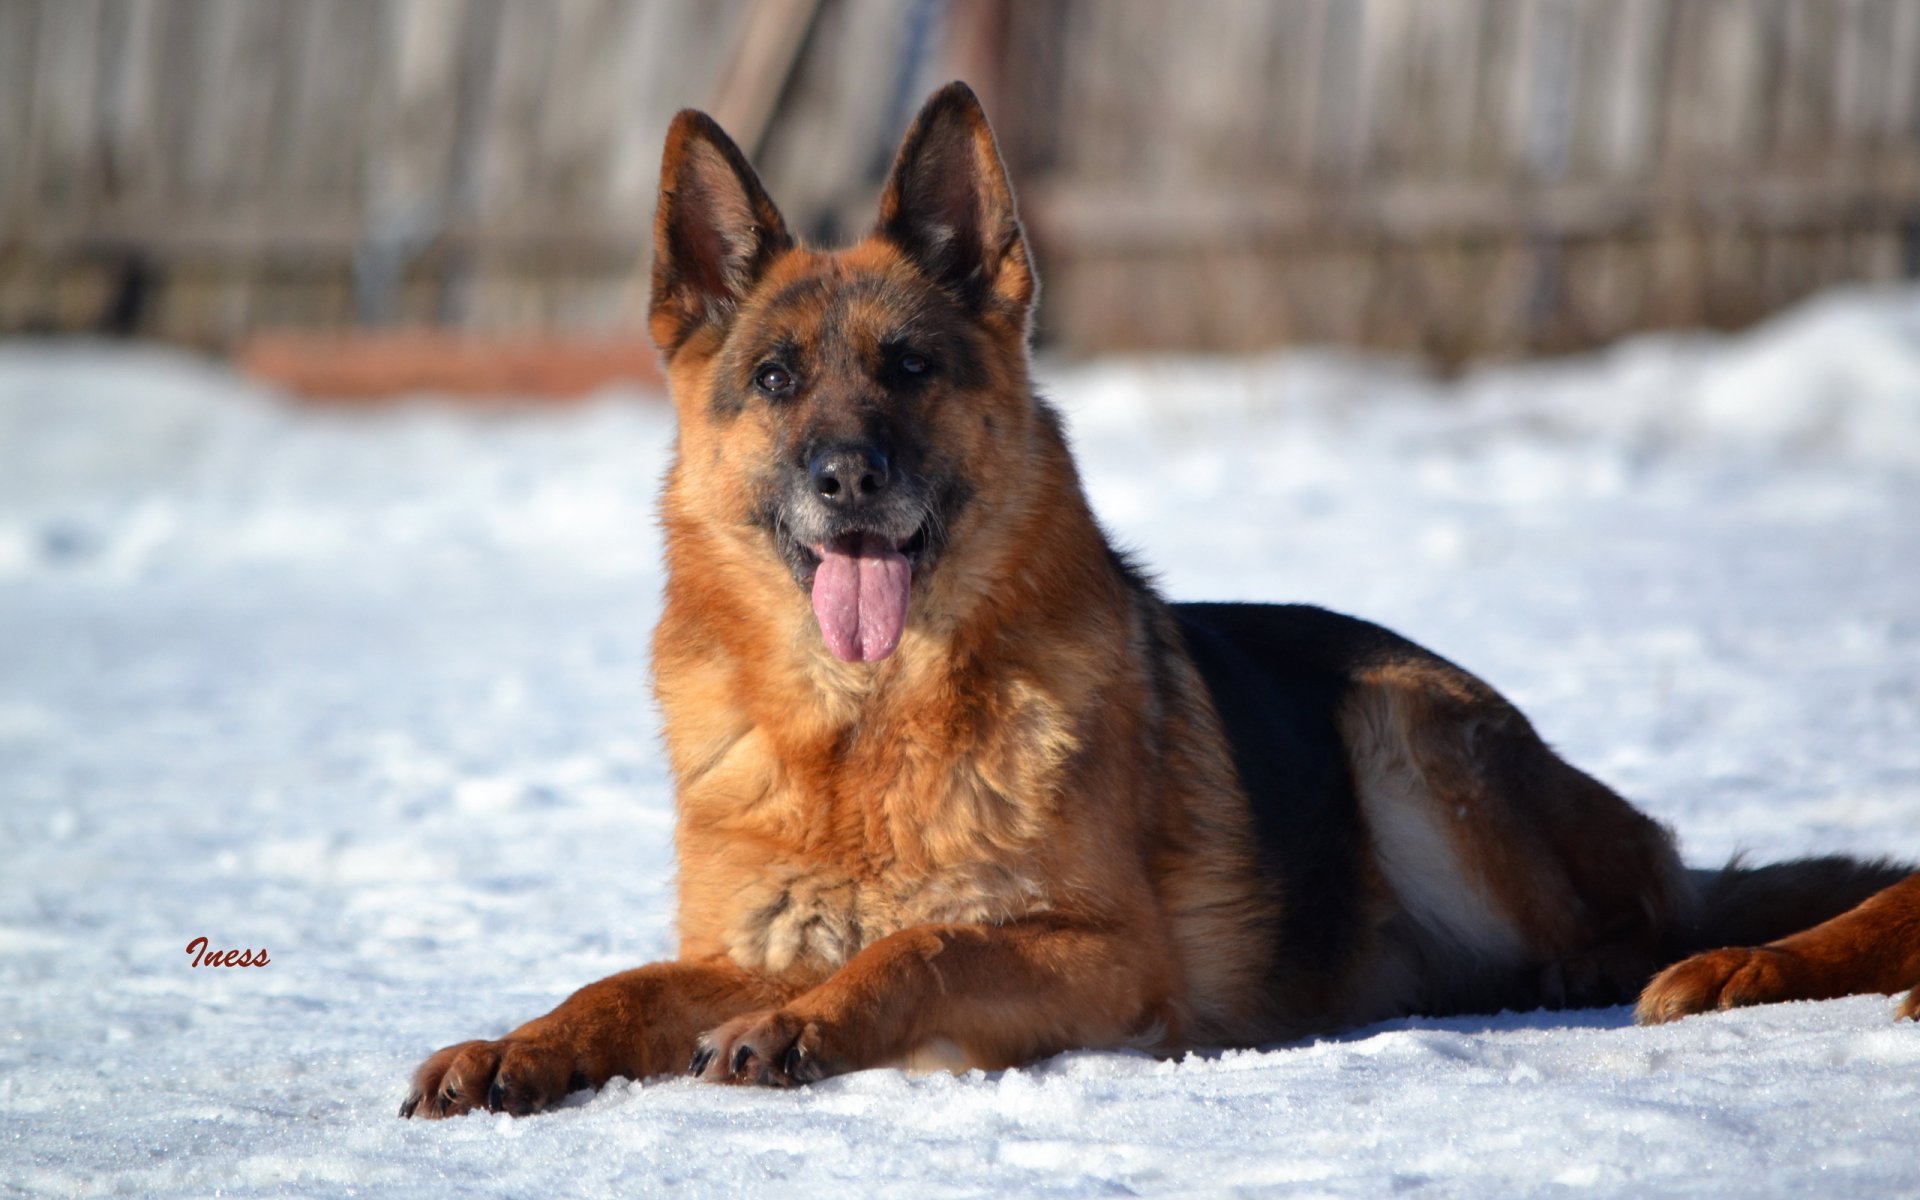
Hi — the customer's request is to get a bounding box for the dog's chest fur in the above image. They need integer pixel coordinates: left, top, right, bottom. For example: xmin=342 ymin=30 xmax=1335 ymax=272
xmin=668 ymin=662 xmax=1078 ymax=978
xmin=721 ymin=852 xmax=1051 ymax=976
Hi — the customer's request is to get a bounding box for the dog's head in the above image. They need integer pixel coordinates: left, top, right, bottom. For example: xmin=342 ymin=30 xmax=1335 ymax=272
xmin=649 ymin=83 xmax=1041 ymax=665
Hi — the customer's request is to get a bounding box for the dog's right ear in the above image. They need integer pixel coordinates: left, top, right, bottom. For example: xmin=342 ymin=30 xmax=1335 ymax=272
xmin=649 ymin=111 xmax=793 ymax=356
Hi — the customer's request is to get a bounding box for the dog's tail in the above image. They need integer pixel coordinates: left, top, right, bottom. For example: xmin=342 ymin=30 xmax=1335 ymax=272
xmin=1681 ymin=855 xmax=1914 ymax=952
xmin=1637 ymin=856 xmax=1920 ymax=1023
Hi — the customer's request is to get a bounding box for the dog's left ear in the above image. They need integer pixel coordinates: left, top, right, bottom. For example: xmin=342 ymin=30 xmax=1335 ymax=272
xmin=876 ymin=82 xmax=1035 ymax=326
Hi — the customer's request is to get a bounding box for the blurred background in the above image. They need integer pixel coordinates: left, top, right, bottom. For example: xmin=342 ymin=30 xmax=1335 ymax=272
xmin=5 ymin=12 xmax=1920 ymax=1188
xmin=3 ymin=0 xmax=1919 ymax=381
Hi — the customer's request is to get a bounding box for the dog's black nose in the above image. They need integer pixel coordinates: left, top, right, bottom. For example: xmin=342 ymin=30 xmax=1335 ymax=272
xmin=809 ymin=444 xmax=891 ymax=506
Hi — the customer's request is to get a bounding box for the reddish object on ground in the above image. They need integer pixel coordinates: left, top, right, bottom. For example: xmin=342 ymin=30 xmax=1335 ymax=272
xmin=238 ymin=332 xmax=665 ymax=402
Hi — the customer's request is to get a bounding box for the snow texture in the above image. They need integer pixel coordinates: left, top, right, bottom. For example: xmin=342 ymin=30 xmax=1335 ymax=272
xmin=3 ymin=286 xmax=1919 ymax=1197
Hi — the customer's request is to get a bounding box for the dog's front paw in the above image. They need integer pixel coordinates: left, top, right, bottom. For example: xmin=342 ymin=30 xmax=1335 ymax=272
xmin=690 ymin=1009 xmax=837 ymax=1087
xmin=400 ymin=1035 xmax=585 ymax=1119
xmin=1634 ymin=946 xmax=1809 ymax=1025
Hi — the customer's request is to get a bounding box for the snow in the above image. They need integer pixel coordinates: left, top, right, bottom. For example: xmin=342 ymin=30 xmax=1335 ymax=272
xmin=3 ymin=285 xmax=1919 ymax=1198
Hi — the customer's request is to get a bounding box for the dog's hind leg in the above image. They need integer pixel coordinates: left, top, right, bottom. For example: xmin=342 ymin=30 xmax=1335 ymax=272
xmin=1637 ymin=870 xmax=1920 ymax=1023
xmin=1340 ymin=661 xmax=1690 ymax=1017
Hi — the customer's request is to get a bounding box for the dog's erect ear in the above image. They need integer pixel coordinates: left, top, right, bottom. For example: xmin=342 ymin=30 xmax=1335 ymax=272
xmin=876 ymin=82 xmax=1035 ymax=324
xmin=649 ymin=110 xmax=793 ymax=355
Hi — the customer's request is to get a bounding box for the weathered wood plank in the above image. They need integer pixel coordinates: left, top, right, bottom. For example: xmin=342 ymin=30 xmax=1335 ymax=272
xmin=0 ymin=1 xmax=43 ymax=233
xmin=26 ymin=0 xmax=104 ymax=212
xmin=1026 ymin=168 xmax=1920 ymax=249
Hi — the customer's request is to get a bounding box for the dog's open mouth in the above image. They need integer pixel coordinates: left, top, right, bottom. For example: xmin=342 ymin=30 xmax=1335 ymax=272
xmin=806 ymin=528 xmax=925 ymax=663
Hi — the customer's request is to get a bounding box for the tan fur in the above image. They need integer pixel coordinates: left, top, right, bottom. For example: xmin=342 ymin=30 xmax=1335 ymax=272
xmin=400 ymin=84 xmax=1920 ymax=1120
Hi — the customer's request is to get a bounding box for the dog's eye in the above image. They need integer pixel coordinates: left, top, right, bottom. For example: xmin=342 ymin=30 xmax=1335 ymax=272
xmin=755 ymin=364 xmax=795 ymax=396
xmin=897 ymin=352 xmax=930 ymax=377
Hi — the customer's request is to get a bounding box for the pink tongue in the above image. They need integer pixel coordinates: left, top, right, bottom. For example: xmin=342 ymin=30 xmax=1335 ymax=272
xmin=810 ymin=533 xmax=912 ymax=662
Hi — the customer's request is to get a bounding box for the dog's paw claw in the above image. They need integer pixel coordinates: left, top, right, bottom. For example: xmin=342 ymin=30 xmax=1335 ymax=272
xmin=693 ymin=1010 xmax=837 ymax=1087
xmin=782 ymin=1041 xmax=822 ymax=1084
xmin=688 ymin=1044 xmax=716 ymax=1077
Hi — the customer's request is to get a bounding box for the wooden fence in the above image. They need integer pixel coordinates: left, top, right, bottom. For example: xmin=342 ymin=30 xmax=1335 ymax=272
xmin=4 ymin=0 xmax=1919 ymax=366
xmin=985 ymin=0 xmax=1920 ymax=363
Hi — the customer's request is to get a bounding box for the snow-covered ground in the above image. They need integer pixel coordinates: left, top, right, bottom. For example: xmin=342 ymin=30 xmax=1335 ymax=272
xmin=3 ymin=287 xmax=1918 ymax=1198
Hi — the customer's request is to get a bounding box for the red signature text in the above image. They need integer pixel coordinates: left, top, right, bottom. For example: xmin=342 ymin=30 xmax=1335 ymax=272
xmin=185 ymin=936 xmax=271 ymax=968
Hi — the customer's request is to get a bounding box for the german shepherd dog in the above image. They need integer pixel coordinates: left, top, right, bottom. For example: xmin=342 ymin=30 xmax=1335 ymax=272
xmin=402 ymin=83 xmax=1920 ymax=1119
